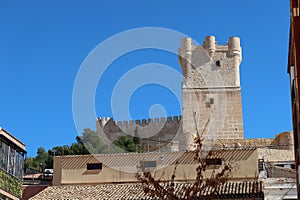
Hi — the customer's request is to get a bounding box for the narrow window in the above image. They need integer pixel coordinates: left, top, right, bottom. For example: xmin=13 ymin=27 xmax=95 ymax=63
xmin=205 ymin=102 xmax=211 ymax=108
xmin=87 ymin=163 xmax=102 ymax=170
xmin=216 ymin=60 xmax=221 ymax=66
xmin=210 ymin=98 xmax=214 ymax=104
xmin=140 ymin=161 xmax=157 ymax=168
xmin=206 ymin=158 xmax=222 ymax=166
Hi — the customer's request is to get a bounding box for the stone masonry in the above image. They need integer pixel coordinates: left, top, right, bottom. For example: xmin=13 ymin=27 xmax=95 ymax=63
xmin=97 ymin=116 xmax=182 ymax=152
xmin=178 ymin=36 xmax=244 ymax=150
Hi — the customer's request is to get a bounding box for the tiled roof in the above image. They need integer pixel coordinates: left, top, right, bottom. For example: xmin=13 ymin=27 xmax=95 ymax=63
xmin=30 ymin=181 xmax=264 ymax=200
xmin=60 ymin=148 xmax=256 ymax=170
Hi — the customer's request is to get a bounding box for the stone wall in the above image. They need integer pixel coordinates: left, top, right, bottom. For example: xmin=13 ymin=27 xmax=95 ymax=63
xmin=257 ymin=148 xmax=295 ymax=162
xmin=96 ymin=116 xmax=182 ymax=151
xmin=178 ymin=36 xmax=244 ymax=150
xmin=215 ymin=138 xmax=275 ymax=148
xmin=272 ymin=131 xmax=294 ymax=150
xmin=97 ymin=114 xmax=294 ymax=154
xmin=215 ymin=132 xmax=294 ymax=154
xmin=266 ymin=164 xmax=296 ymax=178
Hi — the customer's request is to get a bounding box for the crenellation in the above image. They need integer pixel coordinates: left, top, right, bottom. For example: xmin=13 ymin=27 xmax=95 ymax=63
xmin=117 ymin=121 xmax=123 ymax=126
xmin=173 ymin=116 xmax=179 ymax=122
xmin=167 ymin=116 xmax=172 ymax=122
xmin=227 ymin=37 xmax=241 ymax=57
xmin=142 ymin=119 xmax=147 ymax=125
xmin=97 ymin=116 xmax=182 ymax=129
xmin=203 ymin=36 xmax=216 ymax=56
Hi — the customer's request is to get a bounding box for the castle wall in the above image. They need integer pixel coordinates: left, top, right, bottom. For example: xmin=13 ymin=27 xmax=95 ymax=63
xmin=257 ymin=148 xmax=295 ymax=162
xmin=272 ymin=131 xmax=294 ymax=150
xmin=96 ymin=116 xmax=182 ymax=151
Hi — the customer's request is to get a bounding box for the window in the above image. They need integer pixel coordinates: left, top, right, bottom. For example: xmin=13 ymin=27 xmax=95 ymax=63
xmin=216 ymin=60 xmax=221 ymax=66
xmin=206 ymin=158 xmax=222 ymax=166
xmin=140 ymin=161 xmax=157 ymax=168
xmin=87 ymin=163 xmax=102 ymax=170
xmin=8 ymin=147 xmax=15 ymax=175
xmin=205 ymin=102 xmax=211 ymax=108
xmin=0 ymin=141 xmax=9 ymax=172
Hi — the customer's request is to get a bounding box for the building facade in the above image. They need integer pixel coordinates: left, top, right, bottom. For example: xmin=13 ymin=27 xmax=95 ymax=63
xmin=52 ymin=149 xmax=258 ymax=186
xmin=288 ymin=0 xmax=300 ymax=198
xmin=0 ymin=128 xmax=26 ymax=200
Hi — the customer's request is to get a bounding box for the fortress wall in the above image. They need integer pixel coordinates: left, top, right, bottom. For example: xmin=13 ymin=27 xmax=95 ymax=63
xmin=96 ymin=116 xmax=182 ymax=149
xmin=215 ymin=131 xmax=294 ymax=151
xmin=272 ymin=131 xmax=294 ymax=150
xmin=258 ymin=148 xmax=295 ymax=162
xmin=215 ymin=138 xmax=275 ymax=148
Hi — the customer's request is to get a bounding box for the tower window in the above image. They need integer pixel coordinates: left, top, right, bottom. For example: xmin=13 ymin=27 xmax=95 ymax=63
xmin=210 ymin=98 xmax=214 ymax=104
xmin=216 ymin=60 xmax=221 ymax=66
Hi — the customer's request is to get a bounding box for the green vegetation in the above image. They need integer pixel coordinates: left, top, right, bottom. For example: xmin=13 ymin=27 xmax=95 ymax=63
xmin=113 ymin=127 xmax=143 ymax=152
xmin=0 ymin=169 xmax=22 ymax=198
xmin=25 ymin=128 xmax=143 ymax=170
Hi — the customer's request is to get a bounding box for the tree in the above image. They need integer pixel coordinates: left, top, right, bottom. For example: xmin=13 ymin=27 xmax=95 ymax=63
xmin=24 ymin=147 xmax=52 ymax=171
xmin=78 ymin=128 xmax=118 ymax=154
xmin=113 ymin=136 xmax=136 ymax=152
xmin=113 ymin=127 xmax=143 ymax=153
xmin=24 ymin=156 xmax=39 ymax=171
xmin=24 ymin=128 xmax=118 ymax=171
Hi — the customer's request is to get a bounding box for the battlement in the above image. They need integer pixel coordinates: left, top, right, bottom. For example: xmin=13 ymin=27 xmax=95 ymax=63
xmin=180 ymin=36 xmax=241 ymax=55
xmin=178 ymin=36 xmax=242 ymax=89
xmin=97 ymin=115 xmax=182 ymax=127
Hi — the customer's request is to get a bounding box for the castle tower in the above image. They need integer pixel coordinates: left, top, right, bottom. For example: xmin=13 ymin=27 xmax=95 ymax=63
xmin=178 ymin=36 xmax=244 ymax=151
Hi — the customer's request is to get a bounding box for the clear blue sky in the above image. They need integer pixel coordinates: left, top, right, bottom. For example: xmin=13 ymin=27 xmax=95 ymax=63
xmin=0 ymin=1 xmax=291 ymax=156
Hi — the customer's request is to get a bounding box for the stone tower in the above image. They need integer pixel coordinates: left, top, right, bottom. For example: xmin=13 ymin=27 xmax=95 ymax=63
xmin=178 ymin=36 xmax=244 ymax=150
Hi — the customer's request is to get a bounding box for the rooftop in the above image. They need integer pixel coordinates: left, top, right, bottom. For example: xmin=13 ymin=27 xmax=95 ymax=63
xmin=0 ymin=127 xmax=26 ymax=152
xmin=30 ymin=181 xmax=264 ymax=200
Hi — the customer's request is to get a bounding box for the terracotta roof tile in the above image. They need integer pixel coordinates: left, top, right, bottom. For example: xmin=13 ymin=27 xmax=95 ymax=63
xmin=30 ymin=181 xmax=264 ymax=200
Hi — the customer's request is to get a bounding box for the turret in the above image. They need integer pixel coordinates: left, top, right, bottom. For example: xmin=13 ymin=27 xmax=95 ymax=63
xmin=203 ymin=36 xmax=216 ymax=56
xmin=178 ymin=38 xmax=193 ymax=77
xmin=228 ymin=36 xmax=241 ymax=58
xmin=228 ymin=36 xmax=242 ymax=86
